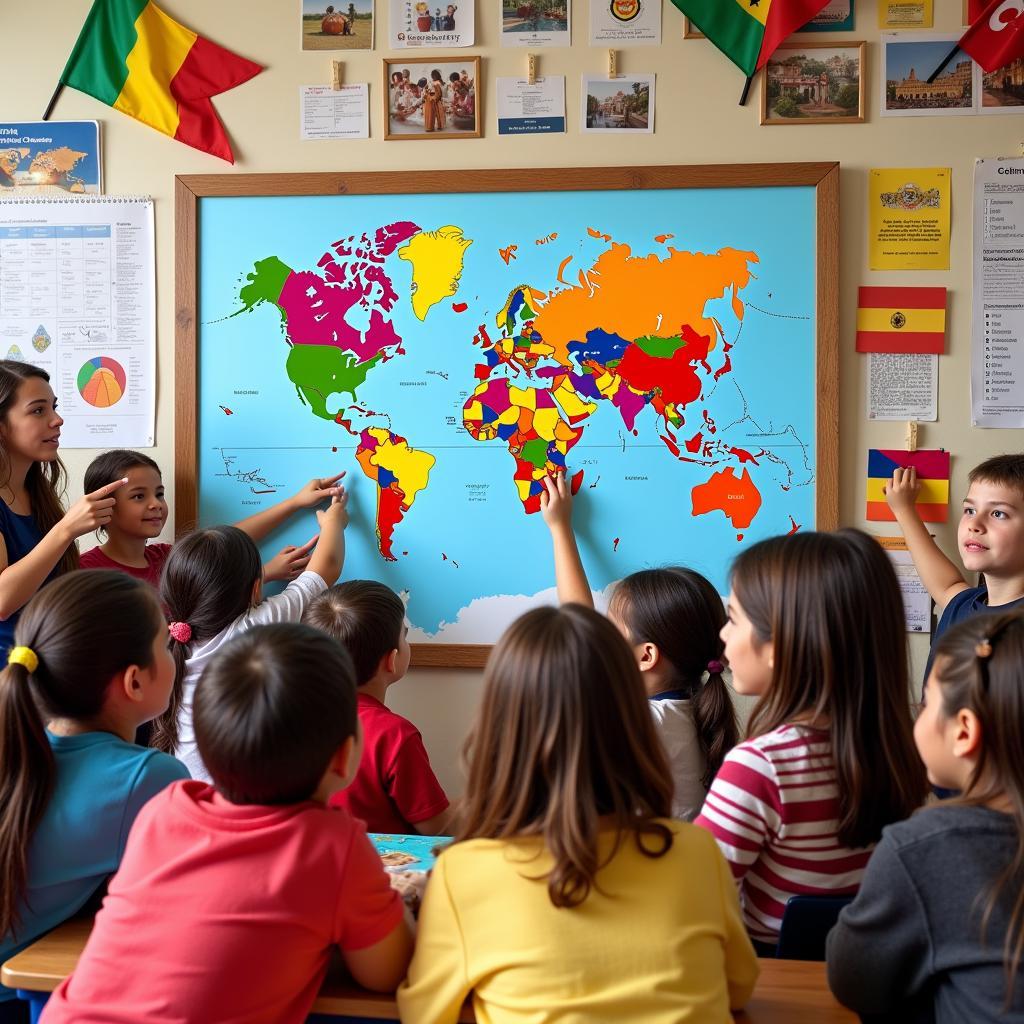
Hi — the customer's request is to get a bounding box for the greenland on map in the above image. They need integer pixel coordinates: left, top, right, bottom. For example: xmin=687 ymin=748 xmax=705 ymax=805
xmin=196 ymin=184 xmax=819 ymax=643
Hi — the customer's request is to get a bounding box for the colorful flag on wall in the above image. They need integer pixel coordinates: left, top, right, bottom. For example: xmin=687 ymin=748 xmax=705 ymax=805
xmin=866 ymin=448 xmax=950 ymax=523
xmin=856 ymin=286 xmax=947 ymax=354
xmin=956 ymin=0 xmax=1024 ymax=73
xmin=665 ymin=0 xmax=833 ymax=77
xmin=58 ymin=0 xmax=262 ymax=163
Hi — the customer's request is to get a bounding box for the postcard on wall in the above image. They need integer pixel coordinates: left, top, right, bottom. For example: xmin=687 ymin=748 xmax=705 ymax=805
xmin=302 ymin=0 xmax=374 ymax=49
xmin=881 ymin=34 xmax=974 ymax=117
xmin=876 ymin=536 xmax=932 ymax=633
xmin=979 ymin=57 xmax=1024 ymax=114
xmin=497 ymin=76 xmax=565 ymax=134
xmin=300 ymin=84 xmax=370 ymax=139
xmin=879 ymin=0 xmax=932 ymax=28
xmin=589 ymin=0 xmax=660 ymax=46
xmin=869 ymin=167 xmax=951 ymax=270
xmin=801 ymin=0 xmax=854 ymax=32
xmin=581 ymin=74 xmax=654 ymax=133
xmin=389 ymin=0 xmax=475 ymax=47
xmin=0 ymin=121 xmax=100 ymax=195
xmin=501 ymin=0 xmax=570 ymax=47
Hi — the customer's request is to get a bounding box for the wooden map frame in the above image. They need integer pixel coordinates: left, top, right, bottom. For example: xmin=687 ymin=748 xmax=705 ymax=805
xmin=175 ymin=163 xmax=840 ymax=669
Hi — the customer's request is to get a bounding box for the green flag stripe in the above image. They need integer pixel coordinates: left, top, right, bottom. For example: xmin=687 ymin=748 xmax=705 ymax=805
xmin=667 ymin=0 xmax=763 ymax=76
xmin=60 ymin=0 xmax=150 ymax=106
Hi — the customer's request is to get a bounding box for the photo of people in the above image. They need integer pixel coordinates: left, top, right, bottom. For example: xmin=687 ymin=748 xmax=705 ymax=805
xmin=582 ymin=75 xmax=654 ymax=133
xmin=302 ymin=0 xmax=374 ymax=49
xmin=385 ymin=58 xmax=481 ymax=138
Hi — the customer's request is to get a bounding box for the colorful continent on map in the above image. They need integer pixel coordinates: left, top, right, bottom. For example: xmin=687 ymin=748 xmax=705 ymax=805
xmin=466 ymin=239 xmax=766 ymax=529
xmin=691 ymin=467 xmax=763 ymax=539
xmin=355 ymin=427 xmax=436 ymax=561
xmin=397 ymin=226 xmax=473 ymax=321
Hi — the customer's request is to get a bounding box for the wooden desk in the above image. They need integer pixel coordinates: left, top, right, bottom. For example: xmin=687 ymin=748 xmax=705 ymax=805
xmin=3 ymin=918 xmax=856 ymax=1023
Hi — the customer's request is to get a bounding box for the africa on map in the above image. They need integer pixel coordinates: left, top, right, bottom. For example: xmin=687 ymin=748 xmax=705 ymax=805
xmin=198 ymin=186 xmax=817 ymax=643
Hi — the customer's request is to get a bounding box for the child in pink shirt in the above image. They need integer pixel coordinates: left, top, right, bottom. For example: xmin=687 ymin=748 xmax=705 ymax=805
xmin=41 ymin=623 xmax=413 ymax=1024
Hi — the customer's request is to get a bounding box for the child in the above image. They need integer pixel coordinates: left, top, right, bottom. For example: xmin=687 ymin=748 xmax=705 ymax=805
xmin=398 ymin=604 xmax=759 ymax=1023
xmin=695 ymin=529 xmax=928 ymax=950
xmin=41 ymin=623 xmax=413 ymax=1024
xmin=303 ymin=581 xmax=450 ymax=835
xmin=153 ymin=491 xmax=348 ymax=781
xmin=541 ymin=473 xmax=738 ymax=819
xmin=828 ymin=610 xmax=1024 ymax=1021
xmin=0 ymin=571 xmax=187 ymax=1019
xmin=886 ymin=454 xmax=1024 ymax=675
xmin=423 ymin=69 xmax=446 ymax=133
xmin=79 ymin=448 xmax=344 ymax=588
xmin=0 ymin=361 xmax=129 ymax=653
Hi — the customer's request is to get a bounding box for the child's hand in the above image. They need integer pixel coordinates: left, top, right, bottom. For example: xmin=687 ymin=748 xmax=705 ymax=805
xmin=316 ymin=489 xmax=349 ymax=531
xmin=389 ymin=870 xmax=429 ymax=917
xmin=289 ymin=473 xmax=346 ymax=511
xmin=885 ymin=467 xmax=921 ymax=517
xmin=540 ymin=471 xmax=573 ymax=532
xmin=262 ymin=535 xmax=318 ymax=583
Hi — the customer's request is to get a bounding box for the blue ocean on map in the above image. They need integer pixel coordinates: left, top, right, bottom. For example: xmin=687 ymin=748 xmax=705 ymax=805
xmin=198 ymin=187 xmax=817 ymax=641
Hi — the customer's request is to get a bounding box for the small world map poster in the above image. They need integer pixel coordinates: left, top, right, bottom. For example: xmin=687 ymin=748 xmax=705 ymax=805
xmin=189 ymin=169 xmax=833 ymax=649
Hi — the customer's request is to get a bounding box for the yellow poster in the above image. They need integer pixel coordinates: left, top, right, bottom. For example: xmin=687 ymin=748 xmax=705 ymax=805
xmin=868 ymin=167 xmax=951 ymax=271
xmin=879 ymin=0 xmax=934 ymax=27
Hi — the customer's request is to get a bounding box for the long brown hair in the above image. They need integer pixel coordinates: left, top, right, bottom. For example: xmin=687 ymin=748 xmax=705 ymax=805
xmin=0 ymin=361 xmax=78 ymax=575
xmin=609 ymin=567 xmax=739 ymax=787
xmin=455 ymin=603 xmax=673 ymax=908
xmin=731 ymin=529 xmax=927 ymax=848
xmin=932 ymin=611 xmax=1024 ymax=1003
xmin=0 ymin=571 xmax=163 ymax=939
xmin=153 ymin=526 xmax=263 ymax=753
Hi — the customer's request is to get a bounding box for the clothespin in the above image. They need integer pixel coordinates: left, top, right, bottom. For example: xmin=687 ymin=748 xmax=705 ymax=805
xmin=608 ymin=49 xmax=617 ymax=79
xmin=331 ymin=60 xmax=343 ymax=90
xmin=905 ymin=421 xmax=919 ymax=452
xmin=527 ymin=52 xmax=537 ymax=86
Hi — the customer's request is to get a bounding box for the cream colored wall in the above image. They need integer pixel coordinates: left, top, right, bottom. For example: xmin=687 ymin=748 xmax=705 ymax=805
xmin=4 ymin=0 xmax=1023 ymax=797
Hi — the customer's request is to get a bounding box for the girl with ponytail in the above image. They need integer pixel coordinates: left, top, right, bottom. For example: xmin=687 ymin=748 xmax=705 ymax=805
xmin=541 ymin=473 xmax=738 ymax=819
xmin=0 ymin=571 xmax=186 ymax=1021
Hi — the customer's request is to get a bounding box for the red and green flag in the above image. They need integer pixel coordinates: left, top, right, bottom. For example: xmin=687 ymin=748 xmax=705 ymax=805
xmin=667 ymin=0 xmax=833 ymax=78
xmin=55 ymin=0 xmax=262 ymax=163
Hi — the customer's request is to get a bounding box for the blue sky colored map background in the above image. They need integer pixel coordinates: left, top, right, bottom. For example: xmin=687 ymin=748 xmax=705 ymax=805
xmin=197 ymin=187 xmax=817 ymax=642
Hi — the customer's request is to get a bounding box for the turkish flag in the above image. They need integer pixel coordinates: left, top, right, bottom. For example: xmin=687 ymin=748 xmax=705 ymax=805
xmin=959 ymin=0 xmax=1024 ymax=73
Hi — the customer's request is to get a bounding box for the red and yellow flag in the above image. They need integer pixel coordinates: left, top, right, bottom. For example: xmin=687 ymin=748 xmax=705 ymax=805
xmin=856 ymin=286 xmax=947 ymax=354
xmin=59 ymin=0 xmax=262 ymax=163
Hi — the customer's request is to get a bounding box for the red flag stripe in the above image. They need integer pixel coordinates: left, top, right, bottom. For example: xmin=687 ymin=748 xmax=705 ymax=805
xmin=858 ymin=286 xmax=947 ymax=309
xmin=856 ymin=332 xmax=945 ymax=354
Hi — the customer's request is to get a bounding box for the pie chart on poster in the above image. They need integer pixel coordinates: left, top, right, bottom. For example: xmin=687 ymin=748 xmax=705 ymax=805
xmin=77 ymin=356 xmax=127 ymax=408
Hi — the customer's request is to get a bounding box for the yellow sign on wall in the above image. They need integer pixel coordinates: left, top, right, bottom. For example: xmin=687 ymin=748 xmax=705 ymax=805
xmin=868 ymin=167 xmax=951 ymax=271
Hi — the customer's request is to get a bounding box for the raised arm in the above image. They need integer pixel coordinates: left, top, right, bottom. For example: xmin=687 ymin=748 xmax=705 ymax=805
xmin=0 ymin=478 xmax=126 ymax=620
xmin=307 ymin=490 xmax=349 ymax=585
xmin=885 ymin=467 xmax=968 ymax=610
xmin=233 ymin=473 xmax=346 ymax=543
xmin=540 ymin=472 xmax=594 ymax=608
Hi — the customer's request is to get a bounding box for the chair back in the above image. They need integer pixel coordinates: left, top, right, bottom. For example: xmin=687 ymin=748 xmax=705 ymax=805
xmin=775 ymin=894 xmax=854 ymax=961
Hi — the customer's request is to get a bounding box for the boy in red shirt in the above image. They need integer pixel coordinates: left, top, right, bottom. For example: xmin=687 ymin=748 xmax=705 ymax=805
xmin=303 ymin=581 xmax=451 ymax=835
xmin=41 ymin=623 xmax=412 ymax=1024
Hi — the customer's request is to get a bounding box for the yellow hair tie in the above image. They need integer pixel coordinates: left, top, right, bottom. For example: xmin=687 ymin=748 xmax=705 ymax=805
xmin=8 ymin=646 xmax=38 ymax=673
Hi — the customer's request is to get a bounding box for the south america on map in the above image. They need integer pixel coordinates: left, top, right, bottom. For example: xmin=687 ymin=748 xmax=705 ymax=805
xmin=199 ymin=186 xmax=817 ymax=642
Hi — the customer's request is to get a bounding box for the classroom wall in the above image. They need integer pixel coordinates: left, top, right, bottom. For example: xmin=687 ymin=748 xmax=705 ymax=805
xmin=4 ymin=0 xmax=1023 ymax=796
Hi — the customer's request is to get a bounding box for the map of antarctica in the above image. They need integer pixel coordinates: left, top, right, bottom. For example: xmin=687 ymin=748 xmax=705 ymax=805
xmin=198 ymin=187 xmax=817 ymax=642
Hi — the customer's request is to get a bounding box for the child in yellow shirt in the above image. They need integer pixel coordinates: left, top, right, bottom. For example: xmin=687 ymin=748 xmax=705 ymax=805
xmin=398 ymin=604 xmax=758 ymax=1024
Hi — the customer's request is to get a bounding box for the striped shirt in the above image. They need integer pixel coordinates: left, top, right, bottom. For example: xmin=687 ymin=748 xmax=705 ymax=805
xmin=694 ymin=724 xmax=872 ymax=944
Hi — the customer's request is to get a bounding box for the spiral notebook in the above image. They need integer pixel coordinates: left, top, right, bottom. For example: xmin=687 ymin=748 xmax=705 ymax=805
xmin=0 ymin=195 xmax=155 ymax=448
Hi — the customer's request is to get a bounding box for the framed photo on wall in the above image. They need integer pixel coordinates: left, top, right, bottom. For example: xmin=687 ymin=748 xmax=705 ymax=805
xmin=799 ymin=0 xmax=855 ymax=32
xmin=384 ymin=54 xmax=481 ymax=138
xmin=761 ymin=40 xmax=865 ymax=125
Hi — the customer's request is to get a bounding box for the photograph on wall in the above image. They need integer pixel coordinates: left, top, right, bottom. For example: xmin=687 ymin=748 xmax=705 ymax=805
xmin=589 ymin=0 xmax=660 ymax=46
xmin=581 ymin=74 xmax=654 ymax=132
xmin=881 ymin=34 xmax=974 ymax=116
xmin=0 ymin=121 xmax=100 ymax=195
xmin=389 ymin=0 xmax=475 ymax=48
xmin=761 ymin=42 xmax=865 ymax=125
xmin=980 ymin=56 xmax=1024 ymax=112
xmin=501 ymin=0 xmax=570 ymax=47
xmin=799 ymin=0 xmax=855 ymax=32
xmin=384 ymin=56 xmax=481 ymax=138
xmin=302 ymin=0 xmax=374 ymax=49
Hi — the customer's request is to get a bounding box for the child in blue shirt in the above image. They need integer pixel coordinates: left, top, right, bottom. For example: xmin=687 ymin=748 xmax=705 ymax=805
xmin=0 ymin=571 xmax=187 ymax=1022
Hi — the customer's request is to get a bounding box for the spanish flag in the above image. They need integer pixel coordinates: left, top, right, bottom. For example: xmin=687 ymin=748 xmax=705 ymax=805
xmin=866 ymin=448 xmax=950 ymax=524
xmin=856 ymin=287 xmax=947 ymax=355
xmin=59 ymin=0 xmax=262 ymax=163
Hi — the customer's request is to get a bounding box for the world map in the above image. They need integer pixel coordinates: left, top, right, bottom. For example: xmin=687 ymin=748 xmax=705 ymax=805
xmin=199 ymin=188 xmax=817 ymax=642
